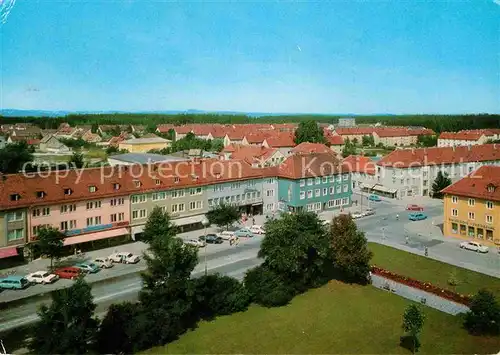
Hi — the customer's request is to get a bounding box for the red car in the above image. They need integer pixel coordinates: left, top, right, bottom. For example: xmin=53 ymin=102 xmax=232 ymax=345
xmin=54 ymin=266 xmax=85 ymax=280
xmin=406 ymin=204 xmax=424 ymax=211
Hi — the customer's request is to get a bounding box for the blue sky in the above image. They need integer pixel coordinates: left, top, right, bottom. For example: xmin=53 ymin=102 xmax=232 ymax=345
xmin=1 ymin=0 xmax=499 ymax=114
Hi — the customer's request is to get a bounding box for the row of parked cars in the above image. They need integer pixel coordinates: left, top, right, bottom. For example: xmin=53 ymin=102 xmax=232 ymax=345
xmin=0 ymin=251 xmax=141 ymax=291
xmin=184 ymin=225 xmax=265 ymax=247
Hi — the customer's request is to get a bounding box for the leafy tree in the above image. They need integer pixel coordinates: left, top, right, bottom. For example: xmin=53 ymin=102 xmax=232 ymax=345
xmin=294 ymin=120 xmax=326 ymax=144
xmin=206 ymin=203 xmax=240 ymax=230
xmin=210 ymin=138 xmax=225 ymax=152
xmin=329 ymin=214 xmax=372 ymax=284
xmin=352 ymin=137 xmax=359 ymax=146
xmin=464 ymin=289 xmax=500 ymax=336
xmin=192 ymin=274 xmax=250 ymax=320
xmin=69 ymin=151 xmax=85 ymax=169
xmin=362 ymin=135 xmax=375 ymax=146
xmin=401 ymin=304 xmax=425 ymax=354
xmin=244 ymin=265 xmax=295 ymax=307
xmin=417 ymin=135 xmax=437 ymax=147
xmin=0 ymin=141 xmax=34 ymax=173
xmin=259 ymin=211 xmax=332 ymax=292
xmin=29 ymin=278 xmax=99 ymax=354
xmin=36 ymin=226 xmax=65 ymax=270
xmin=342 ymin=138 xmax=357 ymax=158
xmin=141 ymin=206 xmax=179 ymax=244
xmin=431 ymin=171 xmax=452 ymax=198
xmin=97 ymin=302 xmax=143 ymax=354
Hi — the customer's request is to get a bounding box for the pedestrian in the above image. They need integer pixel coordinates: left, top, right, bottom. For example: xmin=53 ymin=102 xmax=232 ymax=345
xmin=230 ymin=238 xmax=234 ymax=246
xmin=252 ymin=217 xmax=255 ymax=225
xmin=424 ymin=247 xmax=428 ymax=256
xmin=405 ymin=236 xmax=409 ymax=245
xmin=235 ymin=237 xmax=240 ymax=246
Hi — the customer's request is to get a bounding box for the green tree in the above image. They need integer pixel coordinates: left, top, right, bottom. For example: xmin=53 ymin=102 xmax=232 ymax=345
xmin=401 ymin=304 xmax=425 ymax=354
xmin=244 ymin=265 xmax=295 ymax=307
xmin=0 ymin=141 xmax=34 ymax=173
xmin=259 ymin=211 xmax=332 ymax=292
xmin=362 ymin=135 xmax=375 ymax=147
xmin=417 ymin=135 xmax=437 ymax=147
xmin=141 ymin=206 xmax=179 ymax=244
xmin=210 ymin=138 xmax=225 ymax=152
xmin=69 ymin=151 xmax=85 ymax=169
xmin=342 ymin=138 xmax=357 ymax=158
xmin=206 ymin=203 xmax=240 ymax=230
xmin=36 ymin=226 xmax=65 ymax=270
xmin=294 ymin=120 xmax=326 ymax=144
xmin=29 ymin=278 xmax=99 ymax=354
xmin=464 ymin=289 xmax=500 ymax=336
xmin=352 ymin=137 xmax=359 ymax=146
xmin=329 ymin=214 xmax=373 ymax=284
xmin=431 ymin=171 xmax=452 ymax=198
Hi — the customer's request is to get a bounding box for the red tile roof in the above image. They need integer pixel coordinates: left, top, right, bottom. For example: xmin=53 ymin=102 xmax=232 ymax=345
xmin=441 ymin=166 xmax=500 ymax=202
xmin=334 ymin=127 xmax=435 ymax=138
xmin=278 ymin=152 xmax=344 ymax=179
xmin=264 ymin=132 xmax=296 ymax=148
xmin=221 ymin=144 xmax=278 ymax=165
xmin=325 ymin=133 xmax=344 ymax=145
xmin=439 ymin=131 xmax=486 ymax=141
xmin=292 ymin=142 xmax=333 ymax=155
xmin=342 ymin=155 xmax=376 ymax=175
xmin=377 ymin=144 xmax=500 ymax=168
xmin=0 ymin=159 xmax=264 ymax=210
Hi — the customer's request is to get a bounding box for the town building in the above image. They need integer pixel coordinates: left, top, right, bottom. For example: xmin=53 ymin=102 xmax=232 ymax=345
xmin=118 ymin=136 xmax=171 ymax=153
xmin=220 ymin=144 xmax=285 ymax=167
xmin=437 ymin=130 xmax=500 ymax=148
xmin=375 ymin=144 xmax=500 ymax=199
xmin=342 ymin=155 xmax=377 ymax=191
xmin=39 ymin=135 xmax=72 ymax=154
xmin=107 ymin=153 xmax=189 ymax=166
xmin=332 ymin=127 xmax=435 ymax=147
xmin=337 ymin=117 xmax=356 ymax=127
xmin=442 ymin=166 xmax=500 ymax=246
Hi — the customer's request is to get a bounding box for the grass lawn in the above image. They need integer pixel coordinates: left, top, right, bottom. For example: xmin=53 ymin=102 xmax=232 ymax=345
xmin=369 ymin=243 xmax=500 ymax=298
xmin=144 ymin=280 xmax=500 ymax=354
xmin=84 ymin=148 xmax=107 ymax=159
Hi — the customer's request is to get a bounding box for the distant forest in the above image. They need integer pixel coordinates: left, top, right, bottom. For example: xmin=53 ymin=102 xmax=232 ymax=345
xmin=1 ymin=113 xmax=499 ymax=134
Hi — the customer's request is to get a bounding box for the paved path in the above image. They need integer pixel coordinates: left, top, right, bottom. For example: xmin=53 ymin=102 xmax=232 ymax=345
xmin=371 ymin=274 xmax=470 ymax=315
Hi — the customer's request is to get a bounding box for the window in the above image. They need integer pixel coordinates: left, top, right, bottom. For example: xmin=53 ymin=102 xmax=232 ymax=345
xmin=10 ymin=194 xmax=20 ymax=201
xmin=111 ymin=198 xmax=125 ymax=206
xmin=341 ymin=197 xmax=349 ymax=205
xmin=307 ymin=178 xmax=313 ymax=186
xmin=451 ymin=222 xmax=458 ymax=234
xmin=315 ymin=177 xmax=321 ymax=185
xmin=307 ymin=190 xmax=313 ymax=198
xmin=60 ymin=221 xmax=69 ymax=230
xmin=60 ymin=204 xmax=77 ymax=213
xmin=327 ymin=200 xmax=335 ymax=208
xmin=113 ymin=183 xmax=120 ymax=190
xmin=231 ymin=183 xmax=241 ymax=189
xmin=86 ymin=201 xmax=102 ymax=209
xmin=343 ymin=184 xmax=348 ymax=192
xmin=155 ymin=179 xmax=161 ymax=186
xmin=468 ymin=212 xmax=475 ymax=220
xmin=315 ymin=189 xmax=320 ymax=197
xmin=36 ymin=191 xmax=45 ymax=199
xmin=300 ymin=191 xmax=305 ymax=200
xmin=486 ymin=201 xmax=494 ymax=209
xmin=131 ymin=195 xmax=146 ymax=204
xmin=89 ymin=185 xmax=97 ymax=193
xmin=266 ymin=189 xmax=274 ymax=197
xmin=342 ymin=174 xmax=348 ymax=181
xmin=329 ymin=175 xmax=334 ymax=182
xmin=208 ymin=199 xmax=213 ymax=206
xmin=7 ymin=211 xmax=23 ymax=222
xmin=110 ymin=214 xmax=117 ymax=222
xmin=452 ymin=196 xmax=458 ymax=204
xmin=213 ymin=185 xmax=223 ymax=192
xmin=7 ymin=229 xmax=24 ymax=241
xmin=322 ymin=177 xmax=328 ymax=183
xmin=171 ymin=204 xmax=185 ymax=213
xmin=132 ymin=210 xmax=139 ymax=219
xmin=63 ymin=188 xmax=72 ymax=195
xmin=266 ymin=203 xmax=274 ymax=211
xmin=174 ymin=177 xmax=180 ymax=183
xmin=299 ymin=179 xmax=305 ymax=187
xmin=452 ymin=209 xmax=458 ymax=217
xmin=133 ymin=180 xmax=141 ymax=188
xmin=189 ymin=201 xmax=203 ymax=210
xmin=171 ymin=190 xmax=185 ymax=199
xmin=336 ymin=186 xmax=341 ymax=193
xmin=329 ymin=187 xmax=334 ymax=195
xmin=322 ymin=188 xmax=327 ymax=196
xmin=468 ymin=198 xmax=475 ymax=206
xmin=152 ymin=192 xmax=167 ymax=201
xmin=139 ymin=209 xmax=147 ymax=218
xmin=190 ymin=187 xmax=203 ymax=195
xmin=486 ymin=215 xmax=493 ymax=224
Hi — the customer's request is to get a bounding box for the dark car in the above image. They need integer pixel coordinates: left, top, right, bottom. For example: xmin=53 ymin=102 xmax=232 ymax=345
xmin=199 ymin=234 xmax=223 ymax=244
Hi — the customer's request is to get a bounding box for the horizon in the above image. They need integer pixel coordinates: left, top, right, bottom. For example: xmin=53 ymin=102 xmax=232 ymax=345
xmin=1 ymin=1 xmax=499 ymax=114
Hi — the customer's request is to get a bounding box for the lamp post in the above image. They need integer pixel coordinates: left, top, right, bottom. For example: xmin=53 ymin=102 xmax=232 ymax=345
xmin=201 ymin=217 xmax=210 ymax=276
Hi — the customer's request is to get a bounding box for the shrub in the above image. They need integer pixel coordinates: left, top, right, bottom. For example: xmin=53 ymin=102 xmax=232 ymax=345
xmin=464 ymin=289 xmax=500 ymax=336
xmin=244 ymin=265 xmax=296 ymax=307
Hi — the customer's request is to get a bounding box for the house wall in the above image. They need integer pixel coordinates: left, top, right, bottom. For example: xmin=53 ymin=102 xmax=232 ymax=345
xmin=119 ymin=142 xmax=170 ymax=153
xmin=443 ymin=194 xmax=499 ymax=246
xmin=207 ymin=179 xmax=263 ymax=211
xmin=262 ymin=177 xmax=279 ymax=213
xmin=0 ymin=209 xmax=27 ymax=248
xmin=28 ymin=197 xmax=130 ymax=243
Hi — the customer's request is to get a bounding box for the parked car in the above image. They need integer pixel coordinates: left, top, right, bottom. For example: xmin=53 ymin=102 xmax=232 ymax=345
xmin=408 ymin=212 xmax=427 ymax=221
xmin=368 ymin=194 xmax=381 ymax=202
xmin=94 ymin=257 xmax=114 ymax=269
xmin=459 ymin=241 xmax=489 ymax=253
xmin=234 ymin=227 xmax=254 ymax=238
xmin=74 ymin=262 xmax=100 ymax=273
xmin=406 ymin=204 xmax=424 ymax=211
xmin=199 ymin=234 xmax=223 ymax=244
xmin=26 ymin=271 xmax=59 ymax=285
xmin=54 ymin=266 xmax=85 ymax=280
xmin=217 ymin=231 xmax=235 ymax=240
xmin=109 ymin=252 xmax=140 ymax=264
xmin=351 ymin=212 xmax=364 ymax=219
xmin=249 ymin=225 xmax=265 ymax=234
xmin=364 ymin=208 xmax=376 ymax=217
xmin=185 ymin=239 xmax=206 ymax=247
xmin=0 ymin=276 xmax=30 ymax=290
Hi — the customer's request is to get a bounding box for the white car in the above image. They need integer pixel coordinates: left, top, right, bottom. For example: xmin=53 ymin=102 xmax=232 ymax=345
xmin=185 ymin=239 xmax=206 ymax=247
xmin=218 ymin=231 xmax=236 ymax=240
xmin=351 ymin=212 xmax=364 ymax=219
xmin=109 ymin=252 xmax=141 ymax=264
xmin=249 ymin=225 xmax=265 ymax=234
xmin=26 ymin=271 xmax=59 ymax=285
xmin=459 ymin=241 xmax=489 ymax=253
xmin=94 ymin=257 xmax=114 ymax=268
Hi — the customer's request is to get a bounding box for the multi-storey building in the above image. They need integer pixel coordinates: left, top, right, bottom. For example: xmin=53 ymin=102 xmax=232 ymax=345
xmin=0 ymin=208 xmax=28 ymax=259
xmin=442 ymin=166 xmax=500 ymax=246
xmin=342 ymin=155 xmax=377 ymax=191
xmin=276 ymin=153 xmax=352 ymax=213
xmin=375 ymin=144 xmax=500 ymax=198
xmin=262 ymin=174 xmax=279 ymax=214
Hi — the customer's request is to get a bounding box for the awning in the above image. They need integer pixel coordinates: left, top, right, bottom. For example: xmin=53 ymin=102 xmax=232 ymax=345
xmin=371 ymin=184 xmax=398 ymax=194
xmin=131 ymin=225 xmax=145 ymax=235
xmin=361 ymin=183 xmax=377 ymax=190
xmin=64 ymin=228 xmax=129 ymax=246
xmin=0 ymin=246 xmax=19 ymax=259
xmin=172 ymin=214 xmax=206 ymax=227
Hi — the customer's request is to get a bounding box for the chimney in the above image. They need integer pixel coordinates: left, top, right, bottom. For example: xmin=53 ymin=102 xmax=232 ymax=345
xmin=411 ymin=148 xmax=415 ymax=154
xmin=452 ymin=145 xmax=456 ymax=152
xmin=468 ymin=145 xmax=471 ymax=151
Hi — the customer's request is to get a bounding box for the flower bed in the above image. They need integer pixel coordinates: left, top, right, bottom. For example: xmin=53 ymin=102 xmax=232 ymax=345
xmin=371 ymin=266 xmax=472 ymax=306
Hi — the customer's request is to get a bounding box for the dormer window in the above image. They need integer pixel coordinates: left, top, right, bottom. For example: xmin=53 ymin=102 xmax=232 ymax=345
xmin=487 ymin=184 xmax=496 ymax=193
xmin=64 ymin=188 xmax=72 ymax=196
xmin=10 ymin=193 xmax=20 ymax=201
xmin=113 ymin=183 xmax=120 ymax=190
xmin=174 ymin=177 xmax=180 ymax=183
xmin=134 ymin=180 xmax=141 ymax=188
xmin=191 ymin=174 xmax=198 ymax=180
xmin=155 ymin=179 xmax=161 ymax=185
xmin=36 ymin=191 xmax=46 ymax=199
xmin=89 ymin=186 xmax=97 ymax=193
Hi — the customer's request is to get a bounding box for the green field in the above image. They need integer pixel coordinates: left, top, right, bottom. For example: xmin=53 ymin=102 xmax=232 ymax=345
xmin=369 ymin=243 xmax=500 ymax=298
xmin=144 ymin=280 xmax=500 ymax=354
